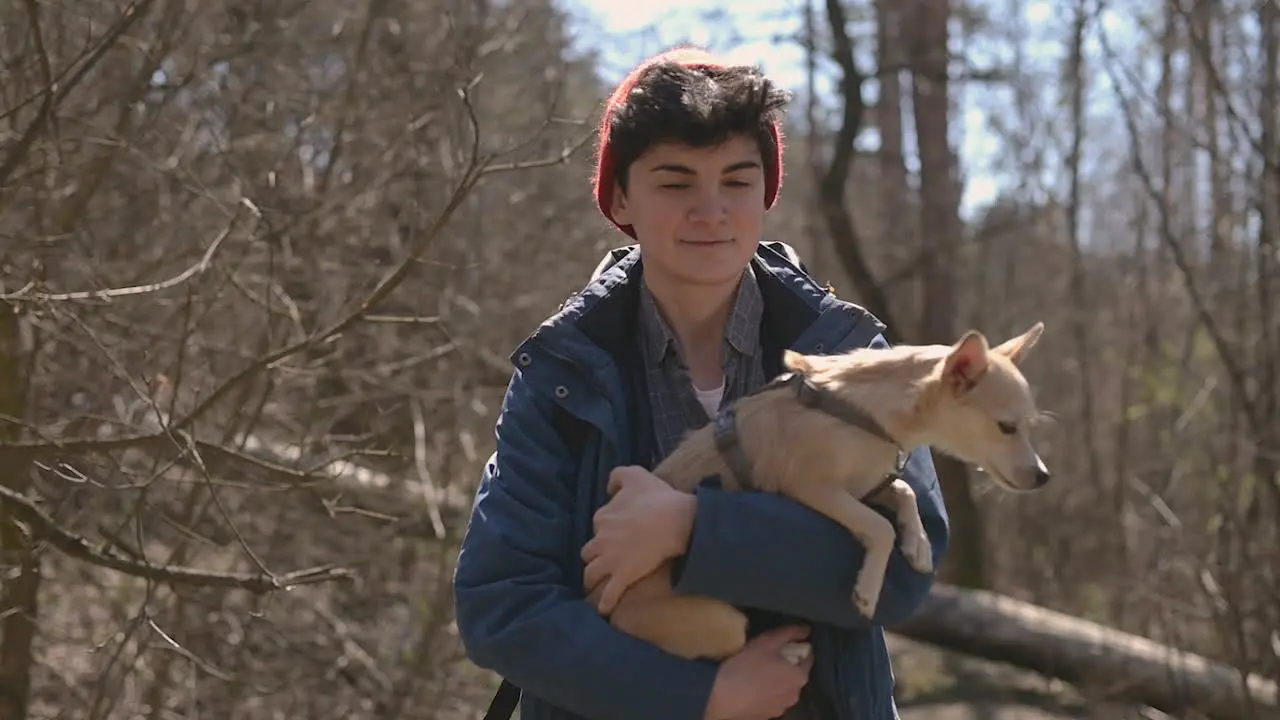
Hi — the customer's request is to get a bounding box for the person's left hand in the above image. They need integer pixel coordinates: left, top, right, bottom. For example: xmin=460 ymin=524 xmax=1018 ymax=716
xmin=581 ymin=465 xmax=696 ymax=615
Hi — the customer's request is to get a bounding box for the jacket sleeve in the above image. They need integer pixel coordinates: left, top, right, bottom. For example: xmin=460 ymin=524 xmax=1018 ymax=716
xmin=670 ymin=332 xmax=950 ymax=629
xmin=453 ymin=369 xmax=719 ymax=720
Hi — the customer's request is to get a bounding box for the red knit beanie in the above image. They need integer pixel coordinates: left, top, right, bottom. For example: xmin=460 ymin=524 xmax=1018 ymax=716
xmin=592 ymin=47 xmax=786 ymax=238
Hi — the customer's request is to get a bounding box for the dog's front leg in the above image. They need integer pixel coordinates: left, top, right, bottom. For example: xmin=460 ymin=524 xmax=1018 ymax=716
xmin=881 ymin=478 xmax=933 ymax=574
xmin=788 ymin=485 xmax=896 ymax=619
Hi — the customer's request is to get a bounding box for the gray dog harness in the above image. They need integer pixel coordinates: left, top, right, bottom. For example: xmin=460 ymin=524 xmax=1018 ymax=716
xmin=711 ymin=371 xmax=911 ymax=498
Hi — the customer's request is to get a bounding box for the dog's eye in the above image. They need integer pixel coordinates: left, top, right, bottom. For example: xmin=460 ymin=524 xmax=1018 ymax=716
xmin=997 ymin=421 xmax=1018 ymax=436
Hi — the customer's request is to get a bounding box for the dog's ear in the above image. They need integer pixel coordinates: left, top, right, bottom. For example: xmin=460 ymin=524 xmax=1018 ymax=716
xmin=782 ymin=349 xmax=812 ymax=373
xmin=993 ymin=321 xmax=1045 ymax=365
xmin=942 ymin=330 xmax=990 ymax=394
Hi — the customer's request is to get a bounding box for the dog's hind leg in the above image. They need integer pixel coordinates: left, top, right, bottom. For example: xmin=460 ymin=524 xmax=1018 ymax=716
xmin=788 ymin=485 xmax=896 ymax=619
xmin=881 ymin=478 xmax=933 ymax=574
xmin=607 ymin=567 xmax=749 ymax=661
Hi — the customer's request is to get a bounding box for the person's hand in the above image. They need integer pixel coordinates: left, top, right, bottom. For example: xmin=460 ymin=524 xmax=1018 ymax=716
xmin=703 ymin=625 xmax=815 ymax=720
xmin=581 ymin=466 xmax=696 ymax=615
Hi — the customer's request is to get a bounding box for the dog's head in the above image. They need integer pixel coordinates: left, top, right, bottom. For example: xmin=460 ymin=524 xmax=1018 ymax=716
xmin=926 ymin=322 xmax=1051 ymax=492
xmin=780 ymin=322 xmax=1052 ymax=492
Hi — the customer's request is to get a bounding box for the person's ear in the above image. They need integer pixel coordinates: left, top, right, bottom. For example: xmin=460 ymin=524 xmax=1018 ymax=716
xmin=610 ymin=180 xmax=632 ymax=226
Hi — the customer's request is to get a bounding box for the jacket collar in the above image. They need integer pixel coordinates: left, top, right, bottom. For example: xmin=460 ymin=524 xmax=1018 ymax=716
xmin=509 ymin=243 xmax=884 ymax=416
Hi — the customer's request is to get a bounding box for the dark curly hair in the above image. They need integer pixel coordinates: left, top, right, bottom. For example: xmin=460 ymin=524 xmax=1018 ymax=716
xmin=606 ymin=60 xmax=791 ymax=193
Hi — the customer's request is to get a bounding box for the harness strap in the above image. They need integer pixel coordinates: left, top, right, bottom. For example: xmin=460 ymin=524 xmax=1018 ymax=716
xmin=713 ymin=407 xmax=756 ymax=488
xmin=714 ymin=372 xmax=910 ymax=497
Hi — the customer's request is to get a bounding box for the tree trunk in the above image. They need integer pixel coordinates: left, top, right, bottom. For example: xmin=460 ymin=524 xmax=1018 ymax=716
xmin=0 ymin=304 xmax=37 ymax=720
xmin=906 ymin=0 xmax=985 ymax=589
xmin=876 ymin=0 xmax=910 ymax=288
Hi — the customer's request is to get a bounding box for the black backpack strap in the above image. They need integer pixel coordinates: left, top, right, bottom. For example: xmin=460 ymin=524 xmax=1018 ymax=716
xmin=482 ymin=678 xmax=521 ymax=720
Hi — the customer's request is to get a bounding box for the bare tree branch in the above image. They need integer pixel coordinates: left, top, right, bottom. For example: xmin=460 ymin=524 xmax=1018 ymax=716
xmin=0 ymin=483 xmax=355 ymax=593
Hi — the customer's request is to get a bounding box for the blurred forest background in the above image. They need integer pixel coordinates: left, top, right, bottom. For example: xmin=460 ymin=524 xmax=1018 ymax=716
xmin=0 ymin=0 xmax=1277 ymax=718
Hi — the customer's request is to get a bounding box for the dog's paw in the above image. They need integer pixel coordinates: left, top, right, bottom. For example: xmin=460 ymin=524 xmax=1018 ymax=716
xmin=900 ymin=530 xmax=934 ymax=574
xmin=852 ymin=585 xmax=879 ymax=619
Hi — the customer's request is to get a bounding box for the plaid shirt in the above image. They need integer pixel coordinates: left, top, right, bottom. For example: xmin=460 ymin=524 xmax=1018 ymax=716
xmin=638 ymin=267 xmax=768 ymax=464
xmin=637 ymin=266 xmax=828 ymax=719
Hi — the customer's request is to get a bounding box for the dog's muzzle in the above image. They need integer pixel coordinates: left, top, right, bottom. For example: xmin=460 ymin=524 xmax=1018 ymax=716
xmin=1033 ymin=454 xmax=1051 ymax=487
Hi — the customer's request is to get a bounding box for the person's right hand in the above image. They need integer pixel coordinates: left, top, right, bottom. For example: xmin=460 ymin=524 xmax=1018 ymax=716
xmin=703 ymin=624 xmax=814 ymax=720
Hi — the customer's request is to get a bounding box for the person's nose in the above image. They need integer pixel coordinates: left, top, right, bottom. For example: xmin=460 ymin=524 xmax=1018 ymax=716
xmin=689 ymin=185 xmax=727 ymax=224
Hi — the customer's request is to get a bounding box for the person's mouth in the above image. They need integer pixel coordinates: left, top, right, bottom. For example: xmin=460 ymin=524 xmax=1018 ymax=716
xmin=679 ymin=238 xmax=734 ymax=246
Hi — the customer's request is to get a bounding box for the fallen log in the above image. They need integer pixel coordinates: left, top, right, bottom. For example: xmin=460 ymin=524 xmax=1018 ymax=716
xmin=21 ymin=407 xmax=1276 ymax=718
xmin=894 ymin=583 xmax=1278 ymax=719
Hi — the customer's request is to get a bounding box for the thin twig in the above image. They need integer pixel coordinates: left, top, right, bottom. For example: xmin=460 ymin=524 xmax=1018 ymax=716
xmin=0 ymin=202 xmax=247 ymax=302
xmin=410 ymin=396 xmax=446 ymax=539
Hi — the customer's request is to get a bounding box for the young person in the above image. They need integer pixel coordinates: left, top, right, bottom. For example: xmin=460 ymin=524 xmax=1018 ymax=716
xmin=453 ymin=47 xmax=950 ymax=720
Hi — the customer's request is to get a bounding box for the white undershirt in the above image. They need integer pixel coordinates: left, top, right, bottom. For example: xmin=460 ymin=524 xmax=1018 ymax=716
xmin=694 ymin=381 xmax=725 ymax=418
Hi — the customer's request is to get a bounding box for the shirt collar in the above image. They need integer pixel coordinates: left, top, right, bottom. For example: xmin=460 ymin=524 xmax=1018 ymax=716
xmin=638 ymin=267 xmax=764 ymax=367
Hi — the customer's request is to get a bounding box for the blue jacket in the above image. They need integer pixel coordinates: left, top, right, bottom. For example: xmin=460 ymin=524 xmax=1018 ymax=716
xmin=453 ymin=243 xmax=950 ymax=720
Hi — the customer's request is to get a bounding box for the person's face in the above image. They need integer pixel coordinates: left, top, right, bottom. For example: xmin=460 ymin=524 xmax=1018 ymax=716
xmin=610 ymin=134 xmax=766 ymax=290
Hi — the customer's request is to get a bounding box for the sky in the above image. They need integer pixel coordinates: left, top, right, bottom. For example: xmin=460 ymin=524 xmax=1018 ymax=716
xmin=560 ymin=0 xmax=1076 ymax=221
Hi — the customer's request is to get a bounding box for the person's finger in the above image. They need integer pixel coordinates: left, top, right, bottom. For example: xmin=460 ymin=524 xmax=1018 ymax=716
xmin=586 ymin=580 xmax=606 ymax=612
xmin=596 ymin=575 xmax=626 ymax=615
xmin=762 ymin=624 xmax=810 ymax=647
xmin=591 ymin=506 xmax=609 ymax=532
xmin=580 ymin=537 xmax=600 ymax=562
xmin=606 ymin=469 xmax=628 ymax=496
xmin=582 ymin=557 xmax=609 ymax=594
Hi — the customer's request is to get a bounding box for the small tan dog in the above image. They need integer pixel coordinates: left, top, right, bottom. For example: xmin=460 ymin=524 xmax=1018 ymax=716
xmin=595 ymin=322 xmax=1051 ymax=663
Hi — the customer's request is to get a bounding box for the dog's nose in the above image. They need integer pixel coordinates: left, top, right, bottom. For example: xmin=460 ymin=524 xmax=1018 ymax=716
xmin=1033 ymin=469 xmax=1051 ymax=487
